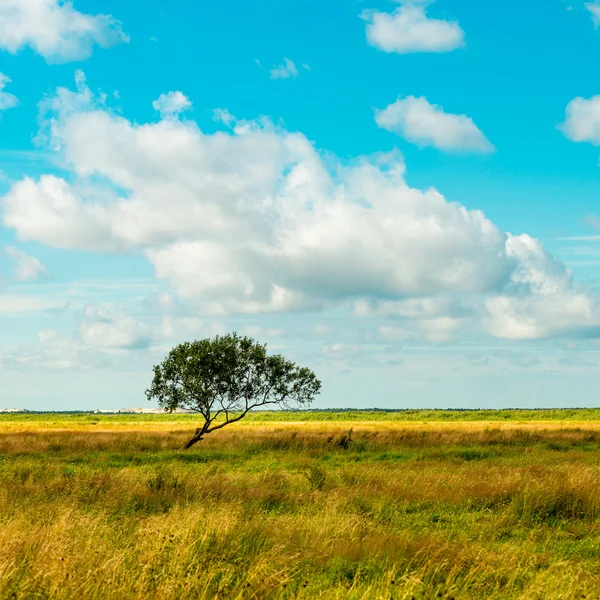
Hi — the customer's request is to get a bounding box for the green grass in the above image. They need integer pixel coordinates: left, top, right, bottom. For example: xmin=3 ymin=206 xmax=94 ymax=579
xmin=2 ymin=415 xmax=600 ymax=598
xmin=5 ymin=407 xmax=600 ymax=423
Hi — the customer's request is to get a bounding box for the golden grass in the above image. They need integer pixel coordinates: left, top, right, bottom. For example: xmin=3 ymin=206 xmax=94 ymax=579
xmin=3 ymin=418 xmax=600 ymax=598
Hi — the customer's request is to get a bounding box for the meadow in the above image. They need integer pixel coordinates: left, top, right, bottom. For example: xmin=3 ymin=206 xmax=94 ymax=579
xmin=3 ymin=411 xmax=600 ymax=599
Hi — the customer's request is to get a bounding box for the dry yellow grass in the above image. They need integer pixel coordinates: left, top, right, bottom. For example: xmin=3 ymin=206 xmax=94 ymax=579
xmin=2 ymin=416 xmax=600 ymax=599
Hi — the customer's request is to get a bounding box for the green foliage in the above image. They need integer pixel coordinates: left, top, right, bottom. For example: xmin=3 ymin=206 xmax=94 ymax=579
xmin=145 ymin=333 xmax=321 ymax=444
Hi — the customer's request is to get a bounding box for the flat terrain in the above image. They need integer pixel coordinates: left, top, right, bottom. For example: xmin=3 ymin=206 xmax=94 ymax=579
xmin=3 ymin=411 xmax=600 ymax=599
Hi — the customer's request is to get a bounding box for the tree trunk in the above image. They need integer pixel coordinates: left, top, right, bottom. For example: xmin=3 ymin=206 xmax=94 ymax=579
xmin=185 ymin=433 xmax=202 ymax=450
xmin=185 ymin=423 xmax=207 ymax=450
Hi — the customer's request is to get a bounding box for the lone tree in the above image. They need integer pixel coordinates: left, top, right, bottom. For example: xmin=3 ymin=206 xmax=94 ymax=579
xmin=146 ymin=333 xmax=321 ymax=449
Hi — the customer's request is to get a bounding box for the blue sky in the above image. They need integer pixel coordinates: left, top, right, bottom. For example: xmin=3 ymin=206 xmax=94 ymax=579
xmin=2 ymin=0 xmax=600 ymax=410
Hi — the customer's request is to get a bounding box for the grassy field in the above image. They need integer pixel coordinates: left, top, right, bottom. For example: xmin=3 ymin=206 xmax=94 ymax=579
xmin=3 ymin=412 xmax=600 ymax=598
xmin=5 ymin=407 xmax=600 ymax=422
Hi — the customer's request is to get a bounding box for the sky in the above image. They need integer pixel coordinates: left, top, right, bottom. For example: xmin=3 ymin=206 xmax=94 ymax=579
xmin=2 ymin=0 xmax=600 ymax=410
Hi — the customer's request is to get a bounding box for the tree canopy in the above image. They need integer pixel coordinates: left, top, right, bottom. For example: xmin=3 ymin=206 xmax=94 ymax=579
xmin=146 ymin=333 xmax=321 ymax=448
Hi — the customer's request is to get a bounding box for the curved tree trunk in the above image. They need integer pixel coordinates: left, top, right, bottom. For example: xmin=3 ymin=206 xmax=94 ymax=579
xmin=184 ymin=428 xmax=205 ymax=449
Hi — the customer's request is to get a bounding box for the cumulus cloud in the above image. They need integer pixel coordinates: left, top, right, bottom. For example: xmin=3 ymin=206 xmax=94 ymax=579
xmin=0 ymin=0 xmax=128 ymax=63
xmin=484 ymin=293 xmax=600 ymax=340
xmin=1 ymin=302 xmax=224 ymax=370
xmin=79 ymin=305 xmax=152 ymax=349
xmin=483 ymin=235 xmax=600 ymax=340
xmin=270 ymin=58 xmax=299 ymax=79
xmin=361 ymin=234 xmax=600 ymax=342
xmin=559 ymin=95 xmax=600 ymax=145
xmin=375 ymin=96 xmax=494 ymax=153
xmin=2 ymin=74 xmax=600 ymax=342
xmin=152 ymin=91 xmax=192 ymax=118
xmin=5 ymin=246 xmax=48 ymax=281
xmin=1 ymin=329 xmax=108 ymax=370
xmin=361 ymin=0 xmax=465 ymax=54
xmin=2 ymin=75 xmax=511 ymax=315
xmin=1 ymin=310 xmax=158 ymax=370
xmin=0 ymin=74 xmax=18 ymax=112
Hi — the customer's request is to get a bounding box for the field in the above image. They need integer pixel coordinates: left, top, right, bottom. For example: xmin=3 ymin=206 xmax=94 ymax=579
xmin=3 ymin=411 xmax=600 ymax=599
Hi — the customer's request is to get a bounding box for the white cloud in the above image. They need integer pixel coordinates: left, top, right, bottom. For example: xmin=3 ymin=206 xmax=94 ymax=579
xmin=2 ymin=76 xmax=512 ymax=314
xmin=1 ymin=330 xmax=108 ymax=370
xmin=147 ymin=243 xmax=317 ymax=315
xmin=0 ymin=295 xmax=60 ymax=314
xmin=79 ymin=305 xmax=151 ymax=349
xmin=158 ymin=315 xmax=208 ymax=343
xmin=0 ymin=74 xmax=18 ymax=111
xmin=1 ymin=301 xmax=226 ymax=370
xmin=3 ymin=74 xmax=600 ymax=342
xmin=375 ymin=96 xmax=494 ymax=153
xmin=483 ymin=235 xmax=600 ymax=340
xmin=3 ymin=175 xmax=116 ymax=251
xmin=0 ymin=0 xmax=128 ymax=63
xmin=419 ymin=316 xmax=463 ymax=343
xmin=5 ymin=246 xmax=48 ymax=281
xmin=484 ymin=293 xmax=600 ymax=340
xmin=152 ymin=91 xmax=192 ymax=118
xmin=0 ymin=280 xmax=156 ymax=319
xmin=504 ymin=234 xmax=573 ymax=296
xmin=0 ymin=311 xmax=162 ymax=370
xmin=586 ymin=2 xmax=600 ymax=27
xmin=213 ymin=108 xmax=235 ymax=126
xmin=559 ymin=95 xmax=600 ymax=145
xmin=362 ymin=234 xmax=600 ymax=342
xmin=270 ymin=58 xmax=299 ymax=80
xmin=361 ymin=0 xmax=465 ymax=54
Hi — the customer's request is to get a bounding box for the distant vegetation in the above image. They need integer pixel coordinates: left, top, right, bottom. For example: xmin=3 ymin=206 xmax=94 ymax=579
xmin=5 ymin=407 xmax=600 ymax=422
xmin=3 ymin=414 xmax=600 ymax=597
